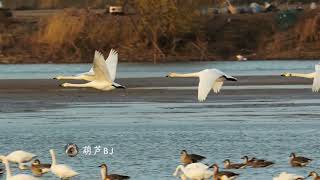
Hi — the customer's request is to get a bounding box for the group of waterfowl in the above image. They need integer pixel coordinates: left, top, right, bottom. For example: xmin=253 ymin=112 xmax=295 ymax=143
xmin=54 ymin=49 xmax=320 ymax=102
xmin=174 ymin=150 xmax=319 ymax=180
xmin=0 ymin=149 xmax=130 ymax=180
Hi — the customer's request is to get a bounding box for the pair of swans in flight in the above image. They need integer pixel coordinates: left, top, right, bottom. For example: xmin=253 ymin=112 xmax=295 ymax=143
xmin=54 ymin=49 xmax=320 ymax=102
xmin=54 ymin=49 xmax=236 ymax=102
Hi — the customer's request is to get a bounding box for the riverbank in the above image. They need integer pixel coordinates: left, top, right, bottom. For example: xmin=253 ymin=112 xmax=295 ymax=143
xmin=1 ymin=9 xmax=320 ymax=63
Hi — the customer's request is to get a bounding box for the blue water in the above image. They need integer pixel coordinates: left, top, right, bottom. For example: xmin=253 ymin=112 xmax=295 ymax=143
xmin=0 ymin=60 xmax=319 ymax=79
xmin=0 ymin=61 xmax=320 ymax=179
xmin=1 ymin=99 xmax=320 ymax=179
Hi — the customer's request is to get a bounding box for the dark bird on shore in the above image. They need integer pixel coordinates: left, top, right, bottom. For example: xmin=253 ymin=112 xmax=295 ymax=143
xmin=99 ymin=164 xmax=130 ymax=180
xmin=241 ymin=156 xmax=266 ymax=166
xmin=31 ymin=159 xmax=51 ymax=177
xmin=180 ymin=150 xmax=206 ymax=165
xmin=223 ymin=159 xmax=246 ymax=169
xmin=290 ymin=153 xmax=312 ymax=167
xmin=308 ymin=171 xmax=320 ymax=180
xmin=212 ymin=164 xmax=239 ymax=180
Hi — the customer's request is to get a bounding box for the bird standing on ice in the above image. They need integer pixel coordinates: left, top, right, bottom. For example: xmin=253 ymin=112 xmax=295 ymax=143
xmin=60 ymin=50 xmax=125 ymax=90
xmin=167 ymin=69 xmax=237 ymax=102
xmin=281 ymin=64 xmax=320 ymax=92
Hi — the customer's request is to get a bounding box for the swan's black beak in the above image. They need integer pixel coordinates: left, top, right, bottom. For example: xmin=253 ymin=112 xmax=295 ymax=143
xmin=53 ymin=77 xmax=57 ymax=79
xmin=281 ymin=74 xmax=285 ymax=77
xmin=98 ymin=165 xmax=102 ymax=167
xmin=59 ymin=84 xmax=63 ymax=87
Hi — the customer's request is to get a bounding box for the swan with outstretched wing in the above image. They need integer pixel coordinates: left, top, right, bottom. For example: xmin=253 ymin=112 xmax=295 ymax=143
xmin=60 ymin=50 xmax=125 ymax=91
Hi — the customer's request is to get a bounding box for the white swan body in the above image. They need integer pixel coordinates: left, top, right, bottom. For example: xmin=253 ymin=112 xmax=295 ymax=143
xmin=167 ymin=69 xmax=237 ymax=102
xmin=60 ymin=50 xmax=125 ymax=90
xmin=50 ymin=149 xmax=78 ymax=179
xmin=55 ymin=49 xmax=118 ymax=81
xmin=6 ymin=150 xmax=37 ymax=170
xmin=273 ymin=172 xmax=304 ymax=180
xmin=173 ymin=163 xmax=213 ymax=180
xmin=0 ymin=155 xmax=40 ymax=180
xmin=281 ymin=64 xmax=320 ymax=92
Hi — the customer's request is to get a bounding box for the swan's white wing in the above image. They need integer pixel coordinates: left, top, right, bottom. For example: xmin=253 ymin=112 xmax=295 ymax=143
xmin=312 ymin=64 xmax=320 ymax=92
xmin=198 ymin=69 xmax=222 ymax=102
xmin=105 ymin=49 xmax=118 ymax=82
xmin=77 ymin=51 xmax=97 ymax=76
xmin=93 ymin=51 xmax=112 ymax=82
xmin=213 ymin=81 xmax=224 ymax=93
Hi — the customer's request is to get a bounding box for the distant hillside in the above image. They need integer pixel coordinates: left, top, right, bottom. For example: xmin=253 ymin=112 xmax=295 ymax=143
xmin=1 ymin=8 xmax=320 ymax=63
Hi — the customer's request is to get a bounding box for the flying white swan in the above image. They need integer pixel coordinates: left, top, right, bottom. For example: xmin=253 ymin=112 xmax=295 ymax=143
xmin=6 ymin=150 xmax=37 ymax=170
xmin=60 ymin=50 xmax=125 ymax=90
xmin=273 ymin=172 xmax=304 ymax=180
xmin=0 ymin=155 xmax=40 ymax=180
xmin=173 ymin=163 xmax=213 ymax=180
xmin=55 ymin=49 xmax=118 ymax=82
xmin=281 ymin=64 xmax=320 ymax=92
xmin=167 ymin=69 xmax=237 ymax=102
xmin=49 ymin=149 xmax=79 ymax=179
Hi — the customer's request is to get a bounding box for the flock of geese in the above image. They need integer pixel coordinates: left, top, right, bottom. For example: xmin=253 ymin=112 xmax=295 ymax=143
xmin=0 ymin=149 xmax=318 ymax=180
xmin=0 ymin=149 xmax=129 ymax=180
xmin=174 ymin=150 xmax=318 ymax=180
xmin=53 ymin=49 xmax=320 ymax=102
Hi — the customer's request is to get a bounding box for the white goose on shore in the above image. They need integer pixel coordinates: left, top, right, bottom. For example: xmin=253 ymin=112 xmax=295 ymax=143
xmin=281 ymin=64 xmax=320 ymax=92
xmin=55 ymin=49 xmax=118 ymax=82
xmin=6 ymin=150 xmax=37 ymax=170
xmin=49 ymin=149 xmax=79 ymax=179
xmin=60 ymin=50 xmax=125 ymax=90
xmin=173 ymin=163 xmax=213 ymax=180
xmin=0 ymin=155 xmax=40 ymax=180
xmin=167 ymin=69 xmax=237 ymax=102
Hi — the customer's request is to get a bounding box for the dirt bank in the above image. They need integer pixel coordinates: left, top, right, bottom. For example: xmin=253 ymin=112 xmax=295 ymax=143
xmin=0 ymin=9 xmax=320 ymax=63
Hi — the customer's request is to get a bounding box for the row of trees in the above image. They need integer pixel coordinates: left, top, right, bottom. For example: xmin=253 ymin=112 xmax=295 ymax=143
xmin=31 ymin=0 xmax=212 ymax=63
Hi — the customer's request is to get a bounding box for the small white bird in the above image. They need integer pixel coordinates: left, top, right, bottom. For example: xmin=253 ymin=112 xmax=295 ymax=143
xmin=6 ymin=150 xmax=37 ymax=170
xmin=0 ymin=155 xmax=40 ymax=180
xmin=236 ymin=55 xmax=247 ymax=61
xmin=273 ymin=172 xmax=304 ymax=180
xmin=173 ymin=163 xmax=213 ymax=180
xmin=167 ymin=69 xmax=237 ymax=102
xmin=49 ymin=149 xmax=79 ymax=179
xmin=281 ymin=64 xmax=320 ymax=92
xmin=55 ymin=49 xmax=118 ymax=82
xmin=60 ymin=50 xmax=125 ymax=90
